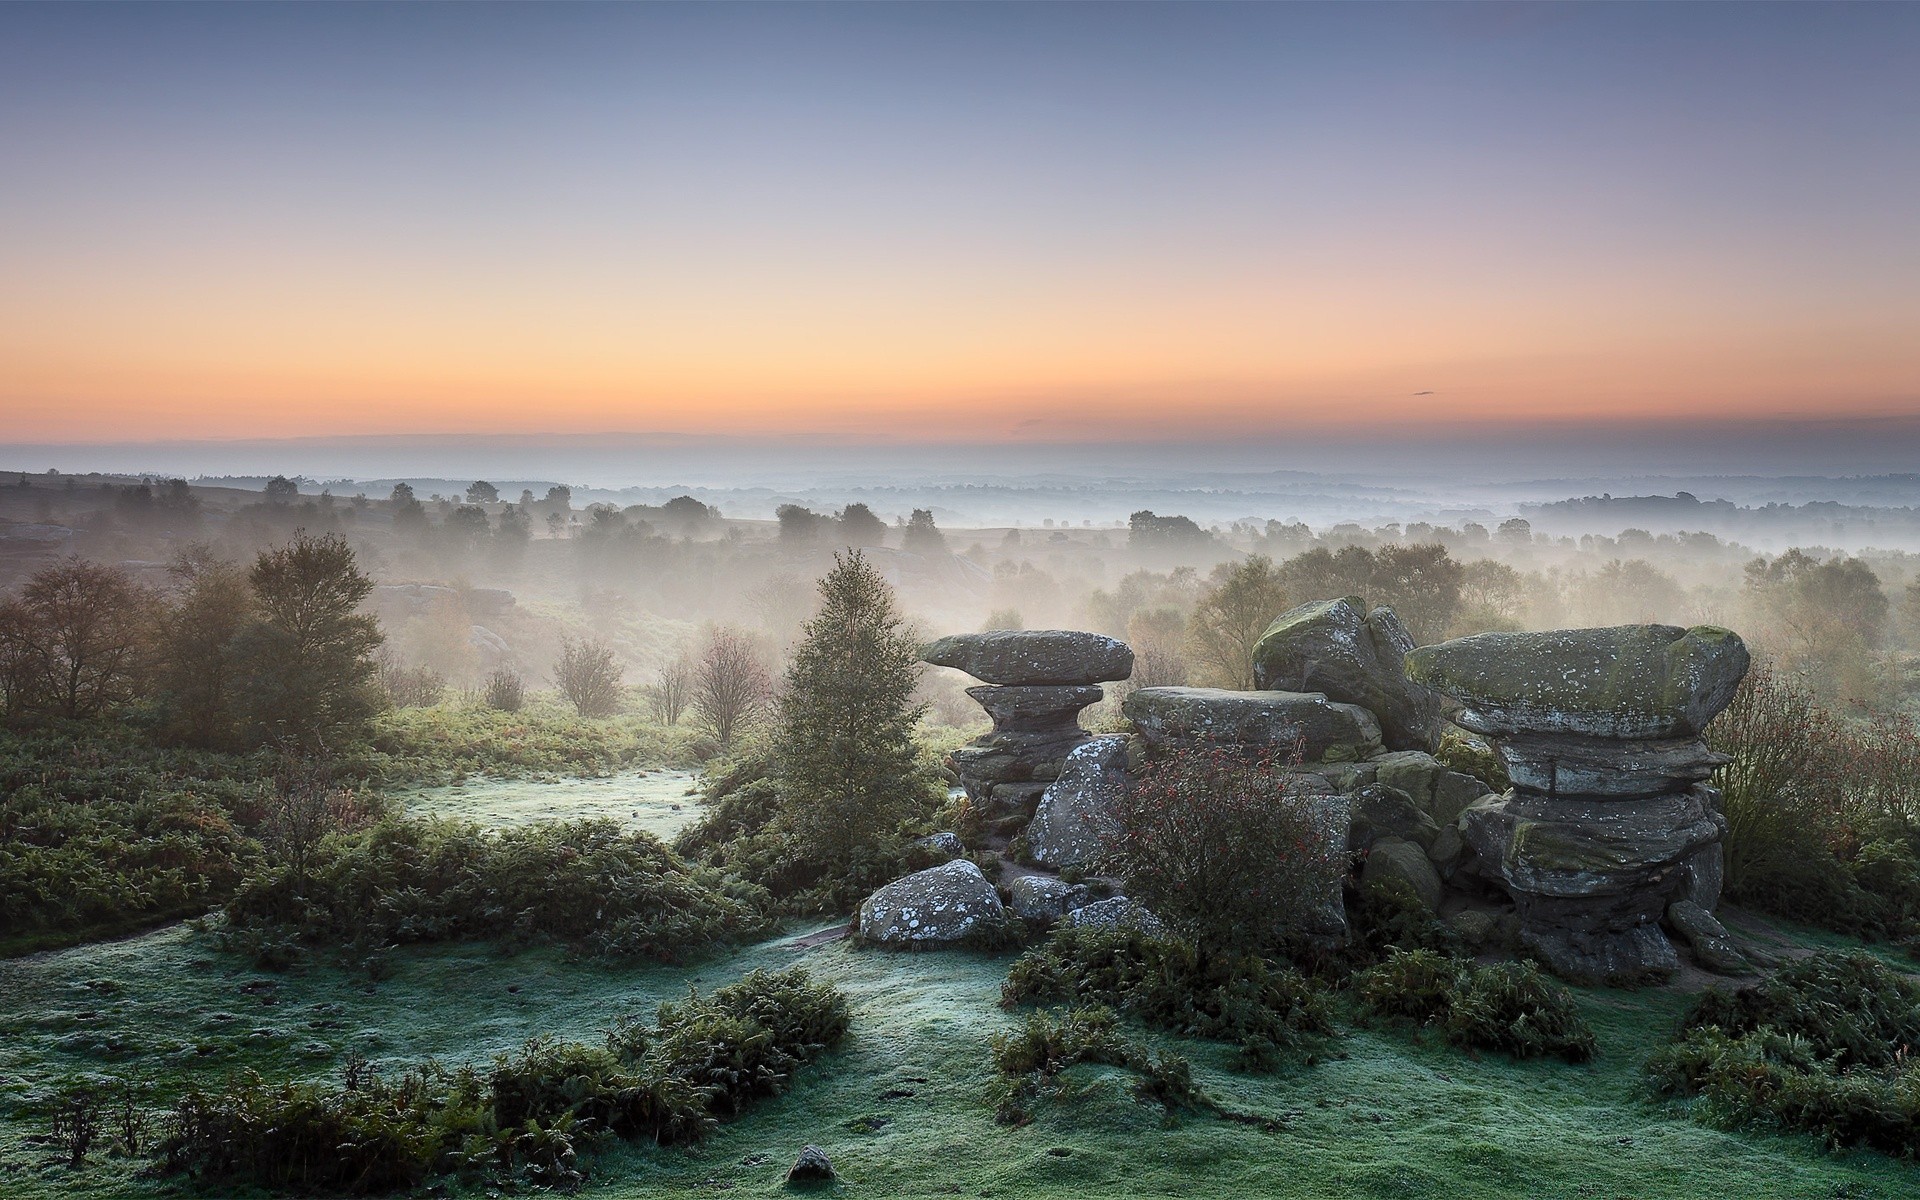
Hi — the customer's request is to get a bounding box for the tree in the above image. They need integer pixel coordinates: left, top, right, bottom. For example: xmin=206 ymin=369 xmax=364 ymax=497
xmin=902 ymin=509 xmax=946 ymax=554
xmin=389 ymin=482 xmax=427 ymax=534
xmin=1125 ymin=607 xmax=1189 ymax=691
xmin=154 ymin=547 xmax=254 ymax=744
xmin=1456 ymin=558 xmax=1528 ymax=633
xmin=466 ymin=480 xmax=499 ymax=504
xmin=649 ymin=657 xmax=692 ymax=725
xmin=777 ymin=504 xmax=827 ymax=545
xmin=264 ymin=476 xmax=299 ymax=505
xmin=1368 ymin=543 xmax=1463 ymax=644
xmin=235 ymin=532 xmax=383 ymax=745
xmin=1128 ymin=510 xmax=1211 ymax=554
xmin=692 ymin=626 xmax=772 ymax=750
xmin=774 ymin=552 xmax=934 ymax=868
xmin=1186 ymin=556 xmax=1288 ymax=689
xmin=3 ymin=557 xmax=150 ymax=719
xmin=1744 ymin=549 xmax=1888 ymax=703
xmin=553 ymin=636 xmax=624 ymax=717
xmin=836 ymin=503 xmax=888 ymax=548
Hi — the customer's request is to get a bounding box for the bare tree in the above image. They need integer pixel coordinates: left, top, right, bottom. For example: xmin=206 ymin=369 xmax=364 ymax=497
xmin=1185 ymin=555 xmax=1287 ymax=690
xmin=692 ymin=626 xmax=771 ymax=750
xmin=648 ymin=656 xmax=691 ymax=725
xmin=260 ymin=756 xmax=372 ymax=883
xmin=552 ymin=636 xmax=623 ymax=717
xmin=5 ymin=557 xmax=150 ymax=718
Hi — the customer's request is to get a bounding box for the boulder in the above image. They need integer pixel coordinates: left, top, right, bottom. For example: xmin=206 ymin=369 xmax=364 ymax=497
xmin=858 ymin=860 xmax=1007 ymax=945
xmin=1064 ymin=896 xmax=1168 ymax=937
xmin=922 ymin=630 xmax=1134 ymax=686
xmin=1252 ymin=598 xmax=1446 ymax=751
xmin=1666 ymin=900 xmax=1750 ymax=975
xmin=914 ymin=831 xmax=967 ymax=860
xmin=1027 ymin=736 xmax=1130 ymax=868
xmin=1372 ymin=751 xmax=1495 ymax=825
xmin=1404 ymin=624 xmax=1750 ymax=740
xmin=1361 ymin=837 xmax=1445 ymax=912
xmin=1447 ymin=908 xmax=1498 ymax=947
xmin=1349 ymin=783 xmax=1442 ymax=852
xmin=1008 ymin=875 xmax=1090 ymax=923
xmin=785 ymin=1145 xmax=835 ymax=1185
xmin=1123 ymin=687 xmax=1382 ymax=761
xmin=966 ymin=684 xmax=1104 ymax=731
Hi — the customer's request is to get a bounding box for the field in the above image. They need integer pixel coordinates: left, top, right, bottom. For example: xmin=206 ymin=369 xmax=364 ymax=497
xmin=3 ymin=902 xmax=1916 ymax=1198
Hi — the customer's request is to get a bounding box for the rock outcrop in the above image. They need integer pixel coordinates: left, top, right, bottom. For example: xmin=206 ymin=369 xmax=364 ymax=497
xmin=858 ymin=860 xmax=1006 ymax=945
xmin=1122 ymin=687 xmax=1383 ymax=761
xmin=1007 ymin=874 xmax=1091 ymax=923
xmin=1026 ymin=735 xmax=1129 ymax=869
xmin=927 ymin=631 xmax=1132 ymax=816
xmin=1252 ymin=597 xmax=1447 ymax=751
xmin=1407 ymin=624 xmax=1750 ymax=983
xmin=1063 ymin=896 xmax=1167 ymax=936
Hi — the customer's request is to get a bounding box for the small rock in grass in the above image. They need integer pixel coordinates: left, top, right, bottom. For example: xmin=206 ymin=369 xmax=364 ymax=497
xmin=786 ymin=1144 xmax=835 ymax=1185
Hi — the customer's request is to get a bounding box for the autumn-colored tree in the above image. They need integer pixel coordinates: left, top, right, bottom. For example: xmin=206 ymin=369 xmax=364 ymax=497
xmin=1 ymin=557 xmax=150 ymax=719
xmin=1186 ymin=555 xmax=1288 ymax=689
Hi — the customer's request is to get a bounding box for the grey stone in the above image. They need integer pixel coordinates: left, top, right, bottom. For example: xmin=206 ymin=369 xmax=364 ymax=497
xmin=1404 ymin=624 xmax=1751 ymax=740
xmin=966 ymin=684 xmax=1104 ymax=732
xmin=786 ymin=1144 xmax=835 ymax=1185
xmin=1680 ymin=842 xmax=1725 ymax=911
xmin=1447 ymin=908 xmax=1497 ymax=947
xmin=1350 ymin=783 xmax=1442 ymax=852
xmin=1373 ymin=751 xmax=1497 ymax=825
xmin=1123 ymin=687 xmax=1383 ymax=762
xmin=1008 ymin=875 xmax=1090 ymax=923
xmin=923 ymin=630 xmax=1134 ymax=686
xmin=1252 ymin=597 xmax=1447 ymax=751
xmin=1361 ymin=837 xmax=1445 ymax=912
xmin=1490 ymin=730 xmax=1729 ymax=798
xmin=1305 ymin=760 xmax=1378 ymax=792
xmin=1428 ymin=824 xmax=1466 ymax=874
xmin=1027 ymin=736 xmax=1130 ymax=869
xmin=914 ymin=831 xmax=966 ymax=860
xmin=859 ymin=860 xmax=1007 ymax=945
xmin=1667 ymin=899 xmax=1750 ymax=974
xmin=1064 ymin=896 xmax=1168 ymax=937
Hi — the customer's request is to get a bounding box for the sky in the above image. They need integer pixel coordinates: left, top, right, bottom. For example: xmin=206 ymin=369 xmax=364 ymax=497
xmin=3 ymin=2 xmax=1918 ymax=453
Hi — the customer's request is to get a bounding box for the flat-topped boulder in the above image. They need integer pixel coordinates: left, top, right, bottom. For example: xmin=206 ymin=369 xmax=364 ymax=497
xmin=1404 ymin=625 xmax=1749 ymax=740
xmin=922 ymin=630 xmax=1134 ymax=686
xmin=1123 ymin=686 xmax=1382 ymax=761
xmin=858 ymin=860 xmax=1006 ymax=945
xmin=1253 ymin=597 xmax=1445 ymax=751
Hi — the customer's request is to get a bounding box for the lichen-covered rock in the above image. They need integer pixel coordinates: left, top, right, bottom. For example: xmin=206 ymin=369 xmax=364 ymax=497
xmin=1361 ymin=837 xmax=1445 ymax=912
xmin=858 ymin=860 xmax=1006 ymax=945
xmin=1007 ymin=874 xmax=1090 ymax=923
xmin=1447 ymin=908 xmax=1498 ymax=947
xmin=1372 ymin=750 xmax=1495 ymax=825
xmin=1349 ymin=783 xmax=1442 ymax=852
xmin=1027 ymin=735 xmax=1129 ymax=868
xmin=923 ymin=630 xmax=1134 ymax=686
xmin=1404 ymin=624 xmax=1750 ymax=739
xmin=966 ymin=684 xmax=1104 ymax=731
xmin=1122 ymin=687 xmax=1382 ymax=761
xmin=1252 ymin=597 xmax=1446 ymax=751
xmin=785 ymin=1144 xmax=835 ymax=1185
xmin=1666 ymin=899 xmax=1749 ymax=975
xmin=914 ymin=831 xmax=966 ymax=860
xmin=1064 ymin=896 xmax=1167 ymax=937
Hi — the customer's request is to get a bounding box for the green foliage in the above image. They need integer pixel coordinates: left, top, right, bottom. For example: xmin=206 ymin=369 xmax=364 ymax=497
xmin=1353 ymin=949 xmax=1597 ymax=1062
xmin=1103 ymin=742 xmax=1348 ymax=958
xmin=1001 ymin=925 xmax=1335 ymax=1071
xmin=775 ymin=551 xmax=941 ymax=873
xmin=1433 ymin=728 xmax=1510 ymax=793
xmin=361 ymin=701 xmax=702 ymax=783
xmin=155 ymin=966 xmax=849 ymax=1193
xmin=987 ymin=1006 xmax=1200 ymax=1125
xmin=1646 ymin=953 xmax=1920 ymax=1156
xmin=222 ymin=816 xmax=777 ymax=960
xmin=1185 ymin=555 xmax=1288 ymax=690
xmin=234 ymin=531 xmax=384 ymax=746
xmin=1346 ymin=877 xmax=1463 ymax=964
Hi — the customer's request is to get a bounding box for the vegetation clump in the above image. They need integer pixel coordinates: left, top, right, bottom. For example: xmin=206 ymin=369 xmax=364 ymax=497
xmin=222 ymin=816 xmax=776 ymax=961
xmin=1002 ymin=925 xmax=1335 ymax=1071
xmin=987 ymin=1006 xmax=1200 ymax=1126
xmin=155 ymin=966 xmax=849 ymax=1193
xmin=1645 ymin=952 xmax=1920 ymax=1156
xmin=1353 ymin=948 xmax=1598 ymax=1062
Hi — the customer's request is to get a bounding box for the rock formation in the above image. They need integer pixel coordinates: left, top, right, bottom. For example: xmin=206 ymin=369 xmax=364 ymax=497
xmin=858 ymin=859 xmax=1007 ymax=945
xmin=1406 ymin=624 xmax=1750 ymax=983
xmin=1121 ymin=686 xmax=1383 ymax=761
xmin=1252 ymin=597 xmax=1446 ymax=751
xmin=1026 ymin=735 xmax=1129 ymax=869
xmin=923 ymin=630 xmax=1133 ymax=816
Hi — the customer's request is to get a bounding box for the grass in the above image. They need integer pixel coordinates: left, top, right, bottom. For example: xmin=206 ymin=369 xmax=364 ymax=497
xmin=4 ymin=922 xmax=1918 ymax=1197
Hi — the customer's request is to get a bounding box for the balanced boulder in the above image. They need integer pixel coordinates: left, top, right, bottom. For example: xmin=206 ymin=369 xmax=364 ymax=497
xmin=858 ymin=860 xmax=1006 ymax=945
xmin=922 ymin=630 xmax=1133 ymax=686
xmin=1252 ymin=598 xmax=1446 ymax=751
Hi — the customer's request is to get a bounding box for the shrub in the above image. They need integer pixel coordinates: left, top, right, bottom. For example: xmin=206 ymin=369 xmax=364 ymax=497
xmin=1645 ymin=953 xmax=1920 ymax=1156
xmin=1353 ymin=949 xmax=1597 ymax=1062
xmin=380 ymin=662 xmax=446 ymax=709
xmin=987 ymin=1006 xmax=1199 ymax=1125
xmin=222 ymin=817 xmax=776 ymax=960
xmin=553 ymin=636 xmax=623 ymax=717
xmin=1102 ymin=742 xmax=1349 ymax=958
xmin=1002 ymin=925 xmax=1334 ymax=1070
xmin=481 ymin=668 xmax=524 ymax=712
xmin=157 ymin=967 xmax=849 ymax=1193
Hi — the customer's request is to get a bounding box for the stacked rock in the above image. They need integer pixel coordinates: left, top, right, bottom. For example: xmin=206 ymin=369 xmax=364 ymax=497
xmin=922 ymin=630 xmax=1134 ymax=817
xmin=1252 ymin=597 xmax=1447 ymax=752
xmin=1406 ymin=624 xmax=1750 ymax=983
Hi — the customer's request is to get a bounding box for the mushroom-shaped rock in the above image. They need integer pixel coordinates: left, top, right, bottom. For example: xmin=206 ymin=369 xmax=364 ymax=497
xmin=1027 ymin=735 xmax=1129 ymax=869
xmin=1122 ymin=687 xmax=1382 ymax=762
xmin=922 ymin=630 xmax=1134 ymax=686
xmin=858 ymin=859 xmax=1006 ymax=945
xmin=1252 ymin=597 xmax=1446 ymax=751
xmin=1404 ymin=624 xmax=1750 ymax=740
